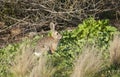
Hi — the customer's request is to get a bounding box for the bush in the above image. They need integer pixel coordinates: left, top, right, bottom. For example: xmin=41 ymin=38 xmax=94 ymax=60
xmin=50 ymin=18 xmax=118 ymax=77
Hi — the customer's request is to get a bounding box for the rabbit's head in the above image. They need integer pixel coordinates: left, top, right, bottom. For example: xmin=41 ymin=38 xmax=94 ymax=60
xmin=50 ymin=22 xmax=62 ymax=40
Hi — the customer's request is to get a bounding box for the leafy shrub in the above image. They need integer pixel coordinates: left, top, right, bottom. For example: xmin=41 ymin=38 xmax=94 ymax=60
xmin=72 ymin=18 xmax=117 ymax=49
xmin=50 ymin=18 xmax=118 ymax=77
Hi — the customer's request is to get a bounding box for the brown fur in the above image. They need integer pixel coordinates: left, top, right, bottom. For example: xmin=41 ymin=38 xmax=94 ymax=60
xmin=34 ymin=22 xmax=62 ymax=56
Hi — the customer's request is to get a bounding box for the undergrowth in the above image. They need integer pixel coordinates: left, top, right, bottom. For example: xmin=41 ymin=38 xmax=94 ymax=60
xmin=0 ymin=18 xmax=120 ymax=77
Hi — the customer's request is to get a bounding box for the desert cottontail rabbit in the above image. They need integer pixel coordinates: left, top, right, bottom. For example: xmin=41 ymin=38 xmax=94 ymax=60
xmin=34 ymin=22 xmax=62 ymax=56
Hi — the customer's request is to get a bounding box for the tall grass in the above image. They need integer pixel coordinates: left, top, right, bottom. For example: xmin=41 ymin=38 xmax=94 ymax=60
xmin=109 ymin=34 xmax=120 ymax=67
xmin=29 ymin=55 xmax=55 ymax=77
xmin=71 ymin=46 xmax=105 ymax=77
xmin=9 ymin=33 xmax=120 ymax=77
xmin=70 ymin=34 xmax=120 ymax=77
xmin=11 ymin=42 xmax=36 ymax=77
xmin=11 ymin=40 xmax=55 ymax=77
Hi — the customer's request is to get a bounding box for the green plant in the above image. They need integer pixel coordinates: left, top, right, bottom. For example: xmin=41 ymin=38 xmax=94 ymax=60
xmin=71 ymin=18 xmax=117 ymax=58
xmin=72 ymin=18 xmax=117 ymax=48
xmin=50 ymin=18 xmax=118 ymax=77
xmin=0 ymin=44 xmax=18 ymax=77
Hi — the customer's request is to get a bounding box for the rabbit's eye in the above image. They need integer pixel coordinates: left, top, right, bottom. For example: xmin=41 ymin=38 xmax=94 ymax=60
xmin=56 ymin=32 xmax=59 ymax=35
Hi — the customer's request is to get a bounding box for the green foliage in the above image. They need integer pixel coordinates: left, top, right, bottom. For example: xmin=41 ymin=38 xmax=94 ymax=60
xmin=0 ymin=44 xmax=18 ymax=77
xmin=71 ymin=18 xmax=117 ymax=59
xmin=50 ymin=18 xmax=118 ymax=77
xmin=72 ymin=18 xmax=117 ymax=48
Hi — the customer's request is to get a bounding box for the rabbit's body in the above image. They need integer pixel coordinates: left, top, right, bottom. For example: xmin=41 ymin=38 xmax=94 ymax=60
xmin=34 ymin=22 xmax=62 ymax=56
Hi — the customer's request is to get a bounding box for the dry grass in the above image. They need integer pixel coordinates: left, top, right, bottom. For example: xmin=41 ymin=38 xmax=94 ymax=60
xmin=109 ymin=34 xmax=120 ymax=66
xmin=11 ymin=42 xmax=36 ymax=77
xmin=71 ymin=46 xmax=105 ymax=77
xmin=29 ymin=55 xmax=55 ymax=77
xmin=11 ymin=41 xmax=55 ymax=77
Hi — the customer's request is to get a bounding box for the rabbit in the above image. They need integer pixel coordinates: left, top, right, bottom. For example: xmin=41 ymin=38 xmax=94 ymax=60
xmin=34 ymin=22 xmax=62 ymax=56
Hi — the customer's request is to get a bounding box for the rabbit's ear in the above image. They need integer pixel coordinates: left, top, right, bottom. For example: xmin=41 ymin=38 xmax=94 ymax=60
xmin=50 ymin=22 xmax=55 ymax=31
